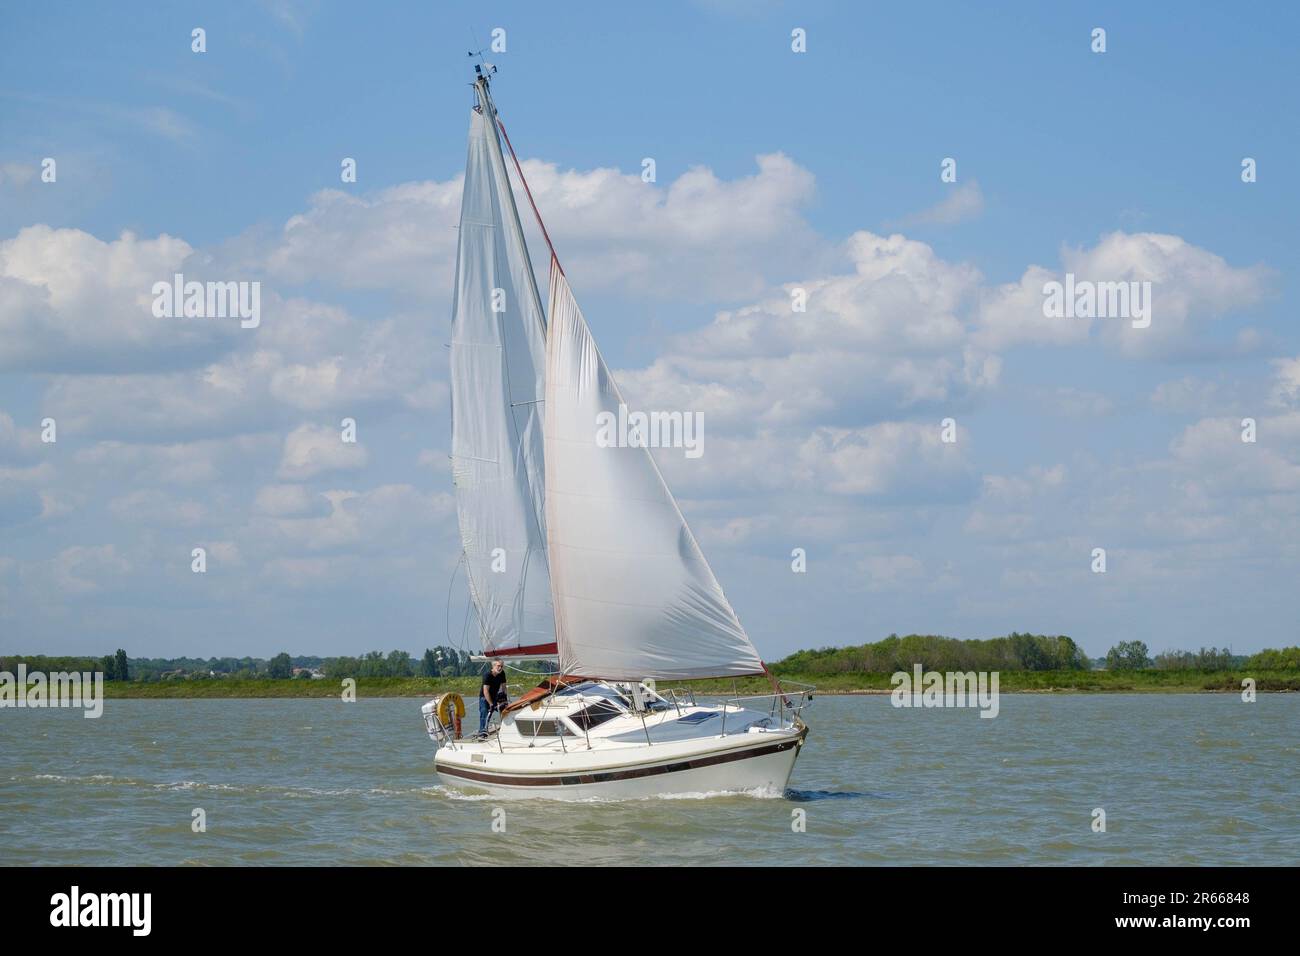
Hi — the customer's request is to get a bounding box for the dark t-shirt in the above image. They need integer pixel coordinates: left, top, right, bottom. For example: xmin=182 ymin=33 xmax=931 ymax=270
xmin=482 ymin=669 xmax=508 ymax=704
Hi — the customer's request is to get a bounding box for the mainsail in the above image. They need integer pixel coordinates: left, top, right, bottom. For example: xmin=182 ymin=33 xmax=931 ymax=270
xmin=449 ymin=78 xmax=554 ymax=656
xmin=543 ymin=265 xmax=765 ymax=680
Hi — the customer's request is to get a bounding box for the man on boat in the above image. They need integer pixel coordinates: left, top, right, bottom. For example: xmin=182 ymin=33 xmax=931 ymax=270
xmin=479 ymin=660 xmax=508 ymax=736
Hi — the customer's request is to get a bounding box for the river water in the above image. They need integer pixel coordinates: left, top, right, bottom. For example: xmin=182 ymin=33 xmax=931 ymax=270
xmin=2 ymin=694 xmax=1296 ymax=865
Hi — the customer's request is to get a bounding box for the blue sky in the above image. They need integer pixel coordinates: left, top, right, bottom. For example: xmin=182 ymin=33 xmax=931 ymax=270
xmin=2 ymin=1 xmax=1297 ymax=661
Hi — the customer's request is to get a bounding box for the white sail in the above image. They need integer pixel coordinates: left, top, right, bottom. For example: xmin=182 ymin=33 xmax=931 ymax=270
xmin=449 ymin=80 xmax=554 ymax=656
xmin=543 ymin=265 xmax=764 ymax=680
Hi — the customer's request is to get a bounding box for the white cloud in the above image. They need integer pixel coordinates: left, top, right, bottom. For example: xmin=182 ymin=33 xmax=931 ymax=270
xmin=40 ymin=296 xmax=445 ymax=441
xmin=794 ymin=423 xmax=973 ymax=497
xmin=0 ymin=162 xmax=37 ymax=188
xmin=262 ymin=181 xmax=461 ymax=295
xmin=254 ymin=484 xmax=329 ymax=518
xmin=0 ymin=226 xmax=219 ymax=372
xmin=620 ymin=230 xmax=998 ymax=434
xmin=247 ymin=152 xmax=822 ymax=304
xmin=1170 ymin=413 xmax=1300 ymax=495
xmin=27 ymin=544 xmax=131 ymax=597
xmin=857 ymin=553 xmax=928 ymax=591
xmin=74 ymin=435 xmax=277 ymax=485
xmin=0 ymin=461 xmax=55 ymax=484
xmin=963 ymin=465 xmax=1069 ymax=541
xmin=277 ymin=423 xmax=367 ymax=480
xmin=977 ymin=232 xmax=1269 ymax=356
xmin=109 ymin=489 xmax=208 ymax=526
xmin=898 ymin=180 xmax=985 ymax=227
xmin=0 ymin=411 xmax=45 ymax=461
xmin=1040 ymin=387 xmax=1115 ymax=418
xmin=1270 ymin=356 xmax=1300 ymax=409
xmin=254 ymin=484 xmax=455 ymax=553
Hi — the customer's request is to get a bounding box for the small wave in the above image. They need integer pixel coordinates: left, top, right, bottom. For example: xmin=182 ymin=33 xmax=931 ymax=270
xmin=158 ymin=780 xmax=247 ymax=793
xmin=34 ymin=773 xmax=135 ymax=784
xmin=25 ymin=773 xmax=426 ymax=800
xmin=420 ymin=785 xmax=502 ymax=802
xmin=785 ymin=788 xmax=873 ymax=802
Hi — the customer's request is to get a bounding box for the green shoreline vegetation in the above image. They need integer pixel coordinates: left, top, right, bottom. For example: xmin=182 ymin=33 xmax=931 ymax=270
xmin=4 ymin=634 xmax=1299 ymax=697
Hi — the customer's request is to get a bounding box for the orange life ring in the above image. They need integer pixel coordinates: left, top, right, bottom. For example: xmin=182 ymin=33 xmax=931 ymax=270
xmin=437 ymin=693 xmax=465 ymax=739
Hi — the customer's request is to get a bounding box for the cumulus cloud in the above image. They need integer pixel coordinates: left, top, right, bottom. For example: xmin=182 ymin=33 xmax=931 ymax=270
xmin=793 ymin=423 xmax=975 ymax=498
xmin=108 ymin=489 xmax=208 ymax=526
xmin=26 ymin=544 xmax=131 ymax=597
xmin=253 ymin=483 xmax=329 ymax=518
xmin=1270 ymin=356 xmax=1300 ymax=409
xmin=0 ymin=226 xmax=225 ymax=372
xmin=40 ymin=299 xmax=445 ymax=442
xmin=619 ymin=230 xmax=998 ymax=434
xmin=244 ymin=151 xmax=823 ymax=303
xmin=0 ymin=162 xmax=38 ymax=188
xmin=977 ymin=232 xmax=1269 ymax=356
xmin=277 ymin=423 xmax=367 ymax=480
xmin=252 ymin=484 xmax=455 ymax=554
xmin=1170 ymin=413 xmax=1300 ymax=496
xmin=897 ymin=180 xmax=985 ymax=227
xmin=963 ymin=465 xmax=1069 ymax=542
xmin=1039 ymin=387 xmax=1115 ymax=418
xmin=74 ymin=435 xmax=278 ymax=485
xmin=261 ymin=181 xmax=462 ymax=296
xmin=856 ymin=554 xmax=929 ymax=591
xmin=0 ymin=411 xmax=45 ymax=461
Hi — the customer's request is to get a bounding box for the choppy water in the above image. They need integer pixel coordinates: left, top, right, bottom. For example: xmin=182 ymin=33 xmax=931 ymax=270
xmin=1 ymin=694 xmax=1296 ymax=865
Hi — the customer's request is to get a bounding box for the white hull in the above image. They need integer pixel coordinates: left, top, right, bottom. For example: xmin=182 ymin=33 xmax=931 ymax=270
xmin=435 ymin=725 xmax=807 ymax=801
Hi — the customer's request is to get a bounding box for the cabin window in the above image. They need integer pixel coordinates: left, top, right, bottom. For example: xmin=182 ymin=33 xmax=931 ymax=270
xmin=515 ymin=718 xmax=571 ymax=737
xmin=570 ymin=700 xmax=624 ymax=730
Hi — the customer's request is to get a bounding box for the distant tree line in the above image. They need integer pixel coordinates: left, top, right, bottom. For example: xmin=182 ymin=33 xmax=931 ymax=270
xmin=1105 ymin=641 xmax=1292 ymax=672
xmin=1244 ymin=646 xmax=1300 ymax=669
xmin=773 ymin=635 xmax=1300 ymax=675
xmin=5 ymin=640 xmax=1296 ymax=682
xmin=0 ymin=647 xmax=518 ymax=682
xmin=774 ymin=633 xmax=1091 ymax=675
xmin=0 ymin=650 xmax=129 ymax=680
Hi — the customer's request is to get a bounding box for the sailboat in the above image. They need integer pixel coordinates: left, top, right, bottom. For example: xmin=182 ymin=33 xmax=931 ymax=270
xmin=420 ymin=66 xmax=812 ymax=799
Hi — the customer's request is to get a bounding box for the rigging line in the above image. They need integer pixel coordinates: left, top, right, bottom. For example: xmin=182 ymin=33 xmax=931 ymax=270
xmin=504 ymin=661 xmax=554 ymax=678
xmin=495 ymin=115 xmax=565 ymax=277
xmin=445 ymin=551 xmax=466 ymax=648
xmin=460 ymin=593 xmax=473 ymax=652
